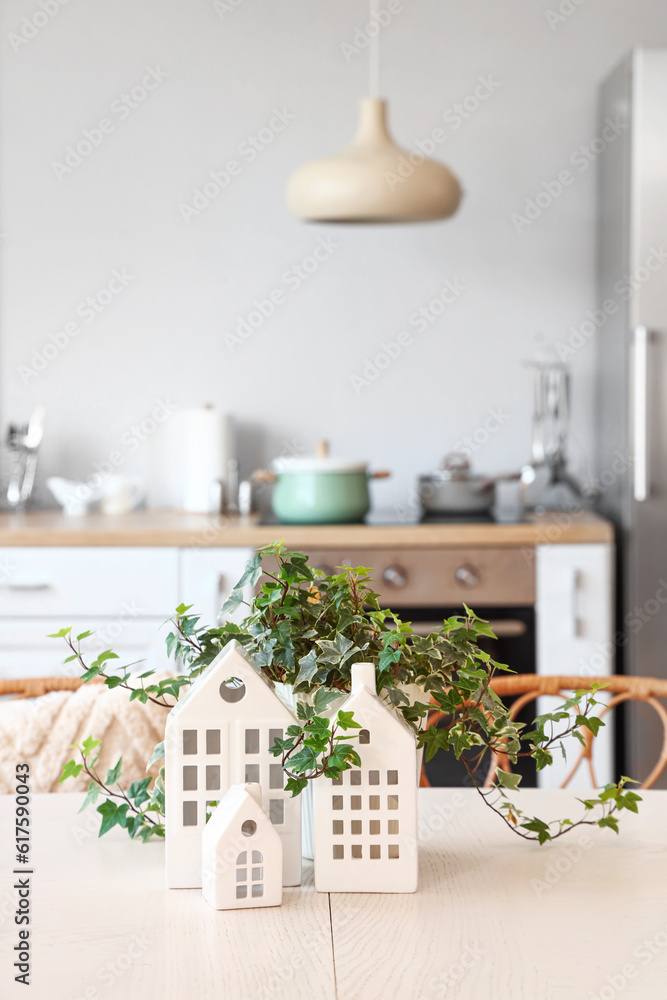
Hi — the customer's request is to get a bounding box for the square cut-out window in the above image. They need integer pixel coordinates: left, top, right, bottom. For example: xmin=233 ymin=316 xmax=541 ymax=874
xmin=388 ymin=820 xmax=399 ymax=835
xmin=269 ymin=764 xmax=284 ymax=789
xmin=245 ymin=729 xmax=260 ymax=754
xmin=252 ymin=867 xmax=263 ymax=881
xmin=332 ymin=795 xmax=343 ymax=810
xmin=183 ymin=730 xmax=197 ymax=755
xmin=252 ymin=884 xmax=264 ymax=898
xmin=206 ymin=765 xmax=220 ymax=791
xmin=370 ymin=820 xmax=381 ymax=835
xmin=351 ymin=845 xmax=362 ymax=859
xmin=236 ymin=868 xmax=247 ymax=882
xmin=388 ymin=845 xmax=400 ymax=859
xmin=183 ymin=801 xmax=197 ymax=826
xmin=350 ymin=771 xmax=362 ymax=785
xmin=236 ymin=885 xmax=247 ymax=899
xmin=369 ymin=796 xmax=380 ymax=811
xmin=351 ymin=796 xmax=362 ymax=810
xmin=332 ymin=774 xmax=343 ymax=786
xmin=387 ymin=770 xmax=399 ymax=785
xmin=370 ymin=845 xmax=381 ymax=859
xmin=359 ymin=729 xmax=370 ymax=744
xmin=182 ymin=766 xmax=197 ymax=791
xmin=206 ymin=729 xmax=221 ymax=754
xmin=269 ymin=728 xmax=283 ymax=748
xmin=333 ymin=845 xmax=344 ymax=860
xmin=269 ymin=800 xmax=284 ymax=825
xmin=351 ymin=820 xmax=362 ymax=835
xmin=368 ymin=770 xmax=380 ymax=785
xmin=245 ymin=764 xmax=260 ymax=783
xmin=333 ymin=820 xmax=344 ymax=835
xmin=388 ymin=795 xmax=399 ymax=810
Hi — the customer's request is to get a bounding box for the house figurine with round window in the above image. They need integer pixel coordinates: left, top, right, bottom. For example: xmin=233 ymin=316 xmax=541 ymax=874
xmin=313 ymin=662 xmax=419 ymax=893
xmin=165 ymin=640 xmax=301 ymax=889
xmin=202 ymin=783 xmax=283 ymax=910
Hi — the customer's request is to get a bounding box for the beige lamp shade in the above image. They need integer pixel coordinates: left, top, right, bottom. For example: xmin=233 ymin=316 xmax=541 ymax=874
xmin=287 ymin=98 xmax=462 ymax=223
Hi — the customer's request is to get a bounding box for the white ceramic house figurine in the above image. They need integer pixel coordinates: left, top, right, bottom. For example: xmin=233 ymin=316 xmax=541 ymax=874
xmin=202 ymin=783 xmax=283 ymax=910
xmin=165 ymin=640 xmax=301 ymax=889
xmin=313 ymin=662 xmax=418 ymax=893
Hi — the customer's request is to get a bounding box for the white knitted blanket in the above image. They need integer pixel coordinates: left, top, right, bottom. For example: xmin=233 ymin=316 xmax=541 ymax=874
xmin=0 ymin=683 xmax=169 ymax=794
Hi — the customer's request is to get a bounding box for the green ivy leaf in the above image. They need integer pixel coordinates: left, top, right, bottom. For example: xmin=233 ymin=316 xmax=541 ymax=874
xmin=146 ymin=741 xmax=165 ymax=770
xmin=59 ymin=759 xmax=83 ymax=784
xmin=336 ymin=710 xmax=361 ymax=731
xmin=105 ymin=757 xmax=123 ymax=786
xmin=496 ymin=769 xmax=522 ymax=791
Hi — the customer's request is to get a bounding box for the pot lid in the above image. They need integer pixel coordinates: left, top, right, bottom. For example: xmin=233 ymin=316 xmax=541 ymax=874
xmin=272 ymin=457 xmax=368 ymax=474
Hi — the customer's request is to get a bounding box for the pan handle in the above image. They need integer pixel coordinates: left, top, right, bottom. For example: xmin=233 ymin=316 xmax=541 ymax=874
xmin=368 ymin=470 xmax=391 ymax=479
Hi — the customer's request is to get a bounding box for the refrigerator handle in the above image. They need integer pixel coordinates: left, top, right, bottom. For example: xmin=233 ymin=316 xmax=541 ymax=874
xmin=633 ymin=325 xmax=649 ymax=503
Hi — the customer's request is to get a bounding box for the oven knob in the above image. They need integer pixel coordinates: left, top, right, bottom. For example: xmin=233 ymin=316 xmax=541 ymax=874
xmin=383 ymin=565 xmax=408 ymax=588
xmin=455 ymin=564 xmax=480 ymax=588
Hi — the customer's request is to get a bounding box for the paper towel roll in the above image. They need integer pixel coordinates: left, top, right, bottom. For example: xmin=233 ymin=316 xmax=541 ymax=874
xmin=147 ymin=407 xmax=232 ymax=513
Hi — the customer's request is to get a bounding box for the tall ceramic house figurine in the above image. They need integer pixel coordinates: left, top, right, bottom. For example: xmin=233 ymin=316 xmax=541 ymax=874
xmin=202 ymin=783 xmax=282 ymax=910
xmin=165 ymin=641 xmax=301 ymax=889
xmin=313 ymin=662 xmax=418 ymax=893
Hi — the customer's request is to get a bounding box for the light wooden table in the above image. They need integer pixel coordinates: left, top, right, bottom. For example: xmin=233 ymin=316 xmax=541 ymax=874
xmin=1 ymin=789 xmax=666 ymax=999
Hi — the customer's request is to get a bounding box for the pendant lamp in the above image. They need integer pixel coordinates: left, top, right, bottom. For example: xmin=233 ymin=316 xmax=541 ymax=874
xmin=286 ymin=1 xmax=462 ymax=223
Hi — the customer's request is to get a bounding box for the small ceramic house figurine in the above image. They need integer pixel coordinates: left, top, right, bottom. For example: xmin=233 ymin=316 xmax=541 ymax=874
xmin=165 ymin=640 xmax=301 ymax=889
xmin=313 ymin=662 xmax=418 ymax=893
xmin=202 ymin=783 xmax=283 ymax=910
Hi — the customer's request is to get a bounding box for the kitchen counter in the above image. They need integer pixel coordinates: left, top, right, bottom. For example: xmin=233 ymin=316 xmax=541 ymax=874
xmin=0 ymin=508 xmax=613 ymax=547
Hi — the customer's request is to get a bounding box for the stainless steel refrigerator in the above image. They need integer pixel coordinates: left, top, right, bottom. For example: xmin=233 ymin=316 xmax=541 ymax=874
xmin=597 ymin=49 xmax=667 ymax=786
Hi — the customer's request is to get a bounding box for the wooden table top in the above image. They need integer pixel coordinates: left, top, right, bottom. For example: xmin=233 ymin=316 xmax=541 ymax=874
xmin=0 ymin=509 xmax=613 ymax=548
xmin=2 ymin=788 xmax=663 ymax=999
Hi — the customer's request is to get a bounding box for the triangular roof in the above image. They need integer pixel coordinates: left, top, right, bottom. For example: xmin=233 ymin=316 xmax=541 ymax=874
xmin=167 ymin=640 xmax=296 ymax=725
xmin=336 ymin=668 xmax=416 ymax=749
xmin=203 ymin=784 xmax=281 ymax=846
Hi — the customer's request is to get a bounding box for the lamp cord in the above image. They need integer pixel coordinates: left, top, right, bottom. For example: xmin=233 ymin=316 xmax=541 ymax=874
xmin=369 ymin=0 xmax=380 ymax=97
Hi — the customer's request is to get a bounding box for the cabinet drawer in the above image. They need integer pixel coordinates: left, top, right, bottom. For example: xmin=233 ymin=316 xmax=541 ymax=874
xmin=0 ymin=547 xmax=178 ymax=618
xmin=278 ymin=548 xmax=535 ymax=607
xmin=0 ymin=618 xmax=171 ymax=679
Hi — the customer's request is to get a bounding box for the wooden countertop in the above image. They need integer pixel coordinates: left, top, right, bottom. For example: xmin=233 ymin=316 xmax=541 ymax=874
xmin=0 ymin=509 xmax=614 ymax=547
xmin=1 ymin=789 xmax=661 ymax=999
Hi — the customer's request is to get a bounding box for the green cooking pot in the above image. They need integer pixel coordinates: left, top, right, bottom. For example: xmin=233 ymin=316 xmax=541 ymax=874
xmin=269 ymin=458 xmax=390 ymax=524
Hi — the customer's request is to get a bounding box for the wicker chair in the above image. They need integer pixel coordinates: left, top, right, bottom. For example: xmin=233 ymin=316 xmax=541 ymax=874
xmin=420 ymin=674 xmax=667 ymax=791
xmin=0 ymin=677 xmax=100 ymax=698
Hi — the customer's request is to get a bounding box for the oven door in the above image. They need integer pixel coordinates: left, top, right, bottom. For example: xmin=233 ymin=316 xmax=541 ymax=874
xmin=388 ymin=605 xmax=537 ymax=788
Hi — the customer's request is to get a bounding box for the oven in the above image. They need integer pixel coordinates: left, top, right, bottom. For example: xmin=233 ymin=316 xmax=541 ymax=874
xmin=302 ymin=547 xmax=538 ymax=787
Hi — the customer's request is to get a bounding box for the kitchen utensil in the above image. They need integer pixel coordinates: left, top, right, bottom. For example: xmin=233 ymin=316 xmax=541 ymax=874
xmin=419 ymin=453 xmax=497 ymax=515
xmin=255 ymin=451 xmax=390 ymax=524
xmin=99 ymin=475 xmax=145 ymax=516
xmin=520 ymin=361 xmax=588 ymax=510
xmin=6 ymin=406 xmax=45 ymax=510
xmin=46 ymin=476 xmax=99 ymax=517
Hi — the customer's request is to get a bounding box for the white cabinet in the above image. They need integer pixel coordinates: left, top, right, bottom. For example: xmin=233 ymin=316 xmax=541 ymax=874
xmin=179 ymin=547 xmax=254 ymax=624
xmin=0 ymin=547 xmax=179 ymax=617
xmin=0 ymin=618 xmax=169 ymax=679
xmin=0 ymin=547 xmax=179 ymax=680
xmin=0 ymin=545 xmax=255 ymax=681
xmin=535 ymin=543 xmax=614 ymax=789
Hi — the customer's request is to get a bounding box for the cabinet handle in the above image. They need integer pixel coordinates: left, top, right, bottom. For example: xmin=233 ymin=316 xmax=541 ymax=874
xmin=633 ymin=326 xmax=649 ymax=503
xmin=570 ymin=569 xmax=582 ymax=638
xmin=0 ymin=582 xmax=53 ymax=592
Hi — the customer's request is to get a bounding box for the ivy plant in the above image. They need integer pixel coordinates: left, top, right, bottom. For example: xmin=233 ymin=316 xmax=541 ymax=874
xmin=55 ymin=542 xmax=641 ymax=845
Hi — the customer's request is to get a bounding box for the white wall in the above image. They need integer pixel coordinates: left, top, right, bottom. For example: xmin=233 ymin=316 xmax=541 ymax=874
xmin=2 ymin=0 xmax=666 ymax=512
